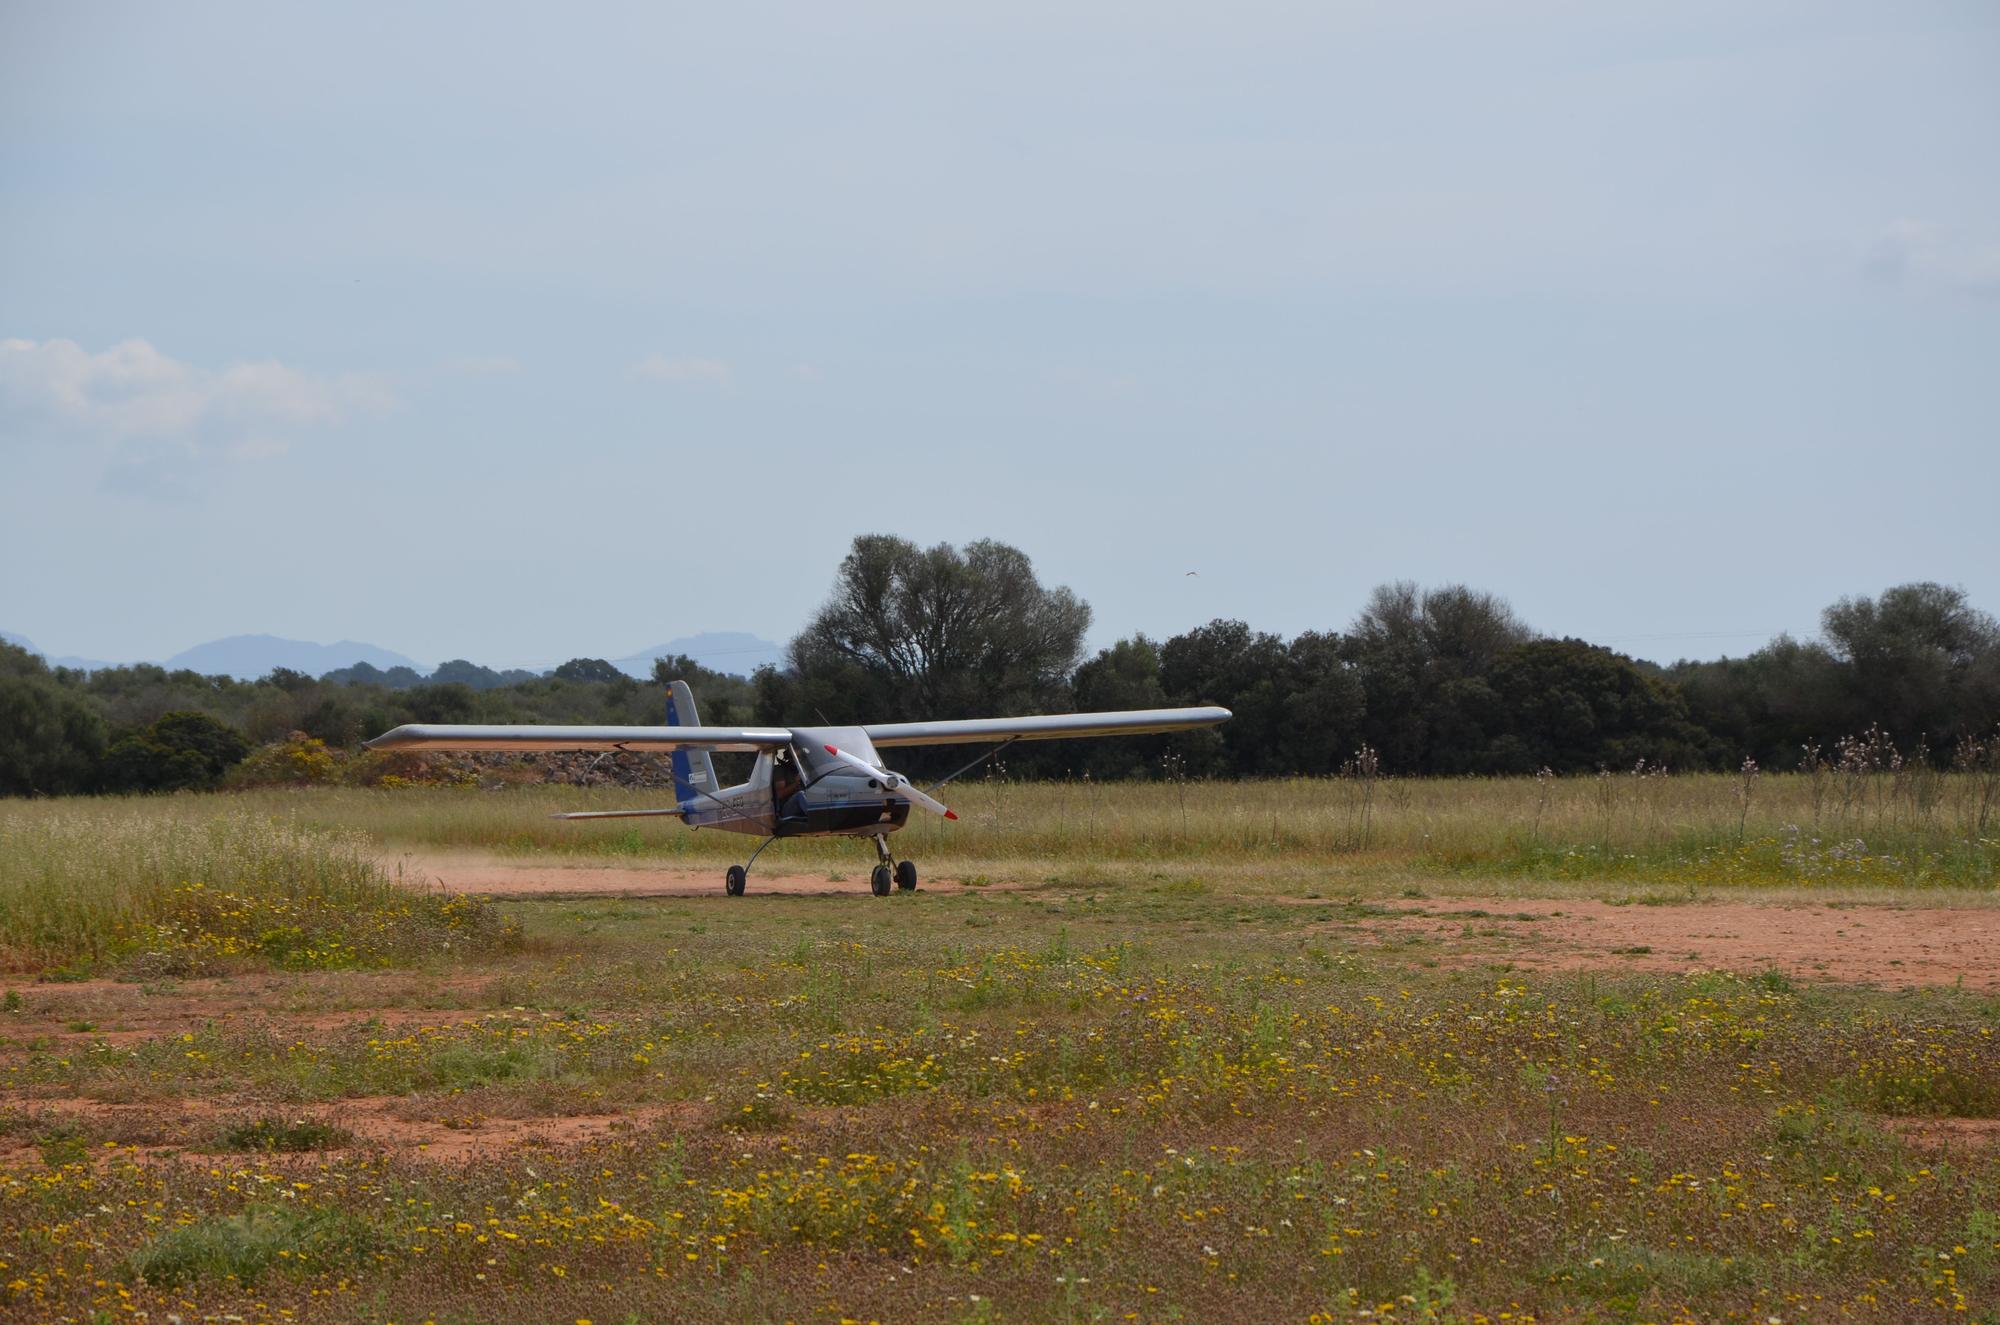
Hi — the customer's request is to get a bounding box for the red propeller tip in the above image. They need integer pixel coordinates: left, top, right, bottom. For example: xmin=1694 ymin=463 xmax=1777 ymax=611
xmin=824 ymin=744 xmax=839 ymax=755
xmin=944 ymin=809 xmax=958 ymax=820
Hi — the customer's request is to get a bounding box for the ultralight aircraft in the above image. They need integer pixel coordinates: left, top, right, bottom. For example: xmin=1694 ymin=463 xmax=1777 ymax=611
xmin=367 ymin=682 xmax=1230 ymax=895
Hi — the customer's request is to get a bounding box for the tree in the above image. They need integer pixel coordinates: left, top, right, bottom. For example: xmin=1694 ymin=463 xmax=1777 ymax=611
xmin=98 ymin=710 xmax=250 ymax=793
xmin=321 ymin=661 xmax=426 ymax=689
xmin=1821 ymin=582 xmax=2000 ymax=744
xmin=0 ymin=644 xmax=107 ymax=794
xmin=554 ymin=657 xmax=625 ymax=684
xmin=1342 ymin=582 xmax=1534 ymax=772
xmin=1159 ymin=620 xmax=1293 ymax=775
xmin=787 ymin=536 xmax=1092 ymax=723
xmin=1279 ymin=630 xmax=1368 ymax=775
xmin=1486 ymin=640 xmax=1710 ymax=772
xmin=406 ymin=683 xmax=479 ymax=724
xmin=430 ymin=659 xmax=506 ymax=690
xmin=646 ymin=654 xmax=757 ymax=724
xmin=1069 ymin=636 xmax=1171 ymax=776
xmin=97 ymin=735 xmax=214 ymax=793
xmin=261 ymin=667 xmax=316 ymax=693
xmin=1668 ymin=635 xmax=1846 ymax=768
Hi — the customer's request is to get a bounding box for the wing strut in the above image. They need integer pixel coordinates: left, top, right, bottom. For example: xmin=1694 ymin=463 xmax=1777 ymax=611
xmin=922 ymin=736 xmax=1020 ymax=796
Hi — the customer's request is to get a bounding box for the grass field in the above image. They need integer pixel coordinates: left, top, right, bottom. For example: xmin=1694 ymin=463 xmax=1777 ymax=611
xmin=7 ymin=767 xmax=1997 ymax=905
xmin=1 ymin=781 xmax=1997 ymax=1322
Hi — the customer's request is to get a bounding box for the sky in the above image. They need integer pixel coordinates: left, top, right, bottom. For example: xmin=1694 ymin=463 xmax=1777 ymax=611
xmin=3 ymin=0 xmax=1996 ymax=672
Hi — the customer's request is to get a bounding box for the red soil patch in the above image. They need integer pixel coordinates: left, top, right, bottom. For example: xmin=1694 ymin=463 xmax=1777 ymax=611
xmin=0 ymin=1094 xmax=712 ymax=1165
xmin=1885 ymin=1117 xmax=2000 ymax=1151
xmin=1368 ymin=897 xmax=2000 ymax=991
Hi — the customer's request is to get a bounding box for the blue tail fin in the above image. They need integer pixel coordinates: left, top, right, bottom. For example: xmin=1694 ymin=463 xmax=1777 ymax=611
xmin=664 ymin=680 xmax=717 ymax=805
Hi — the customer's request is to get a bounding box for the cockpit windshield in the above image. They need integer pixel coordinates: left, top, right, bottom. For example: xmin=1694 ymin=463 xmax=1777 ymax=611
xmin=794 ymin=743 xmax=840 ymax=780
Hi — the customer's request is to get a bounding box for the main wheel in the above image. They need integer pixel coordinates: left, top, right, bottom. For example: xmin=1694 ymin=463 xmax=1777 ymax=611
xmin=725 ymin=865 xmax=746 ymax=897
xmin=870 ymin=864 xmax=892 ymax=896
xmin=895 ymin=860 xmax=917 ymax=891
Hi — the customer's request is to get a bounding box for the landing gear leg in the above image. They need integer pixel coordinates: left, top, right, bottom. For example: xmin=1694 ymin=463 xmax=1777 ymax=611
xmin=870 ymin=835 xmax=894 ymax=897
xmin=726 ymin=836 xmax=776 ymax=897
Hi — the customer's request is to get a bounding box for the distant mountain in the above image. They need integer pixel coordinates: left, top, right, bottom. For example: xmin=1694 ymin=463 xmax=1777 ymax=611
xmin=613 ymin=631 xmax=786 ymax=678
xmin=163 ymin=635 xmax=427 ymax=681
xmin=1 ymin=630 xmax=120 ymax=672
xmin=6 ymin=626 xmax=783 ymax=682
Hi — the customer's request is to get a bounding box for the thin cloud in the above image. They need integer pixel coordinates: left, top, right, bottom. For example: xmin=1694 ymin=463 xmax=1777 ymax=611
xmin=0 ymin=337 xmax=395 ymax=497
xmin=0 ymin=337 xmax=392 ymax=442
xmin=632 ymin=353 xmax=733 ymax=386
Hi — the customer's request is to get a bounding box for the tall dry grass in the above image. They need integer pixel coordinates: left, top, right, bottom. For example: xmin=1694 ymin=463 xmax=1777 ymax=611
xmin=10 ymin=767 xmax=1991 ymax=889
xmin=0 ymin=806 xmax=514 ymax=972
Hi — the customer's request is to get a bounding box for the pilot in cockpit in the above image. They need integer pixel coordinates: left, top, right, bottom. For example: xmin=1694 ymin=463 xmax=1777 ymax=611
xmin=773 ymin=749 xmax=809 ymax=828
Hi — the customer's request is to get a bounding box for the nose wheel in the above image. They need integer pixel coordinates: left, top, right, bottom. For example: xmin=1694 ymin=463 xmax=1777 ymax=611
xmin=868 ymin=836 xmax=918 ymax=896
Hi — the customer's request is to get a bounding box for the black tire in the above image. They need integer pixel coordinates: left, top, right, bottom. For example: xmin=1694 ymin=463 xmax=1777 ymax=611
xmin=895 ymin=860 xmax=917 ymax=891
xmin=870 ymin=864 xmax=892 ymax=896
xmin=725 ymin=865 xmax=746 ymax=897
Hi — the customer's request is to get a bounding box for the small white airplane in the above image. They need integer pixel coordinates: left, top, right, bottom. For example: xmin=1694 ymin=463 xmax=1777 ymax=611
xmin=368 ymin=682 xmax=1229 ymax=896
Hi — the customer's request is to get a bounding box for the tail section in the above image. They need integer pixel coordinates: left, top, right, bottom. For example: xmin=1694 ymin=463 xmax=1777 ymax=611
xmin=665 ymin=680 xmax=718 ymax=805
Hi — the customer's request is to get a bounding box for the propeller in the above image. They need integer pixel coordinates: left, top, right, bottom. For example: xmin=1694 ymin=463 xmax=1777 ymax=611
xmin=822 ymin=744 xmax=957 ymax=819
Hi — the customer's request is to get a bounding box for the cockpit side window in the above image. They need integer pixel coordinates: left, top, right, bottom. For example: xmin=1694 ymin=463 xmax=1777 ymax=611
xmin=794 ymin=743 xmax=837 ymax=780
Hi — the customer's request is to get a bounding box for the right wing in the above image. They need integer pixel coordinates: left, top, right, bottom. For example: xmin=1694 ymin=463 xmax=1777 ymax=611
xmin=863 ymin=706 xmax=1230 ymax=747
xmin=364 ymin=724 xmax=793 ymax=753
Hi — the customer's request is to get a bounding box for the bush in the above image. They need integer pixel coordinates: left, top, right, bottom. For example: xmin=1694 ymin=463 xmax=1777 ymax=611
xmin=130 ymin=1205 xmax=377 ymax=1287
xmin=214 ymin=1116 xmax=354 ymax=1152
xmin=99 ymin=710 xmax=250 ymax=792
xmin=225 ymin=733 xmax=340 ymax=787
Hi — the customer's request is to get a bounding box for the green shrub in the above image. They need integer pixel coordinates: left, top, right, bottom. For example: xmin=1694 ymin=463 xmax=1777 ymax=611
xmin=130 ymin=1205 xmax=377 ymax=1287
xmin=214 ymin=1117 xmax=355 ymax=1152
xmin=99 ymin=710 xmax=250 ymax=793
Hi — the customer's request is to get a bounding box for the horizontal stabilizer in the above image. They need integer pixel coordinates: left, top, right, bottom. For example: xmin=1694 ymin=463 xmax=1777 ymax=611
xmin=547 ymin=808 xmax=688 ymax=821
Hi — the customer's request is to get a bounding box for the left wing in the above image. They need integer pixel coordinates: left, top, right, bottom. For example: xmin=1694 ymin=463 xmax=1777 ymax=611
xmin=364 ymin=724 xmax=793 ymax=753
xmin=863 ymin=706 xmax=1229 ymax=748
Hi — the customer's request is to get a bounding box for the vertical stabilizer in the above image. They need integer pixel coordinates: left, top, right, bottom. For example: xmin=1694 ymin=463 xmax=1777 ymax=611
xmin=664 ymin=681 xmax=718 ymax=805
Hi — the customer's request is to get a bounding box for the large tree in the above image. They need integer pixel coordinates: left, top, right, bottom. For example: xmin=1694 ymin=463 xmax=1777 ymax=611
xmin=0 ymin=644 xmax=107 ymax=795
xmin=784 ymin=535 xmax=1092 ymax=723
xmin=1342 ymin=581 xmax=1534 ymax=771
xmin=1486 ymin=639 xmax=1712 ymax=773
xmin=1820 ymin=582 xmax=2000 ymax=744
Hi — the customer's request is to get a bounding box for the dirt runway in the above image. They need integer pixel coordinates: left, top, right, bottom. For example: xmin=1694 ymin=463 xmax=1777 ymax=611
xmin=395 ymin=853 xmax=2000 ymax=991
xmin=1375 ymin=896 xmax=2000 ymax=991
xmin=385 ymin=853 xmax=996 ymax=899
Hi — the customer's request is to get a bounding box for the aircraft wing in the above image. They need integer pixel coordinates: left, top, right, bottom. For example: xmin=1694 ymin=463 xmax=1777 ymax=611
xmin=364 ymin=724 xmax=793 ymax=753
xmin=863 ymin=706 xmax=1230 ymax=747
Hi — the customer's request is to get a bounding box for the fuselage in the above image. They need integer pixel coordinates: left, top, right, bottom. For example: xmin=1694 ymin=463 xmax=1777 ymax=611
xmin=686 ymin=725 xmax=914 ymax=839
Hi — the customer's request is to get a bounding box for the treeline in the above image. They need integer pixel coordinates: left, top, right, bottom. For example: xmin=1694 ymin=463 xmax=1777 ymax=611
xmin=753 ymin=538 xmax=2000 ymax=780
xmin=0 ymin=649 xmax=756 ymax=795
xmin=3 ymin=534 xmax=1997 ymax=795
